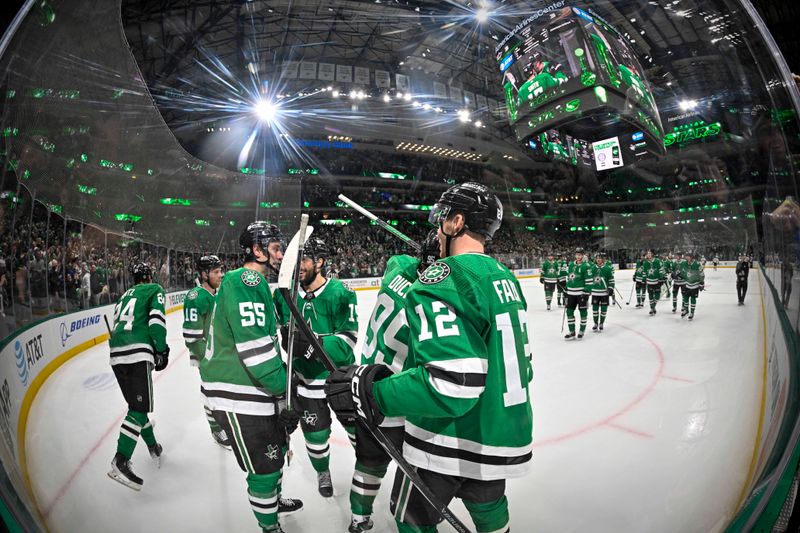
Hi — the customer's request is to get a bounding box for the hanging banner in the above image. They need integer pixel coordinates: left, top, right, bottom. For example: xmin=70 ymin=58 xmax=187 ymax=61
xmin=354 ymin=66 xmax=370 ymax=85
xmin=450 ymin=86 xmax=463 ymax=104
xmin=463 ymin=90 xmax=475 ymax=109
xmin=375 ymin=70 xmax=390 ymax=88
xmin=318 ymin=63 xmax=335 ymax=81
xmin=299 ymin=62 xmax=317 ymax=79
xmin=282 ymin=61 xmax=299 ymax=79
xmin=336 ymin=65 xmax=353 ymax=83
xmin=433 ymin=81 xmax=447 ymax=99
xmin=396 ymin=73 xmax=410 ymax=93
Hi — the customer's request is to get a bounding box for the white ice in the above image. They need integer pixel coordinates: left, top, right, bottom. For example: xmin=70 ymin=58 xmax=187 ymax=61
xmin=26 ymin=267 xmax=763 ymax=533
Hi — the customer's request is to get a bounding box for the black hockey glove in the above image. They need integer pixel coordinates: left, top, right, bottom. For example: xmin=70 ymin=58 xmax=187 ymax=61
xmin=607 ymin=288 xmax=614 ymax=297
xmin=278 ymin=408 xmax=300 ymax=435
xmin=700 ymin=284 xmax=706 ymax=291
xmin=539 ymin=276 xmax=544 ymax=284
xmin=279 ymin=325 xmax=289 ymax=354
xmin=325 ymin=364 xmax=392 ymax=426
xmin=291 ymin=330 xmax=315 ymax=360
xmin=154 ymin=346 xmax=170 ymax=371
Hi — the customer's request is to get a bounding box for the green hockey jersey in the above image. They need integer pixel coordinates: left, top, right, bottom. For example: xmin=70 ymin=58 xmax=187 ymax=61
xmin=558 ymin=260 xmax=569 ymax=282
xmin=565 ymin=261 xmax=591 ymax=296
xmin=203 ymin=267 xmax=286 ymax=416
xmin=643 ymin=258 xmax=665 ymax=284
xmin=361 ymin=254 xmax=419 ymax=428
xmin=373 ymin=253 xmax=533 ymax=481
xmin=109 ymin=283 xmax=167 ymax=366
xmin=541 ymin=260 xmax=559 ymax=283
xmin=680 ymin=260 xmax=705 ymax=290
xmin=274 ymin=277 xmax=358 ymax=399
xmin=182 ymin=286 xmax=215 ymax=365
xmin=672 ymin=259 xmax=688 ymax=285
xmin=633 ymin=260 xmax=645 ymax=282
xmin=589 ymin=262 xmax=615 ymax=296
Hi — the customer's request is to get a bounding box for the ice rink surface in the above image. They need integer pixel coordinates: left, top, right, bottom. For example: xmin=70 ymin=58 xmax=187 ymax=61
xmin=26 ymin=267 xmax=763 ymax=533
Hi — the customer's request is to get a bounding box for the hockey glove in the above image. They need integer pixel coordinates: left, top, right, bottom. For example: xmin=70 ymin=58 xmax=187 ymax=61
xmin=278 ymin=408 xmax=301 ymax=434
xmin=291 ymin=331 xmax=315 ymax=360
xmin=325 ymin=364 xmax=392 ymax=426
xmin=608 ymin=288 xmax=614 ymax=297
xmin=539 ymin=276 xmax=544 ymax=284
xmin=279 ymin=325 xmax=289 ymax=354
xmin=700 ymin=284 xmax=706 ymax=291
xmin=154 ymin=346 xmax=170 ymax=371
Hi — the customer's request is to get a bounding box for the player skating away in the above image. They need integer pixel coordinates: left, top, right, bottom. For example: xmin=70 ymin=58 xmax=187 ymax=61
xmin=273 ymin=237 xmax=359 ymax=498
xmin=660 ymin=251 xmax=673 ymax=299
xmin=541 ymin=252 xmax=559 ymax=310
xmin=182 ymin=255 xmax=230 ymax=448
xmin=346 ymin=230 xmax=440 ymax=533
xmin=590 ymin=252 xmax=615 ymax=332
xmin=557 ymin=253 xmax=569 ymax=307
xmin=204 ymin=222 xmax=302 ymax=533
xmin=671 ymin=251 xmax=686 ymax=313
xmin=643 ymin=250 xmax=665 ymax=316
xmin=565 ymin=247 xmax=591 ymax=339
xmin=107 ymin=263 xmax=169 ymax=491
xmin=736 ymin=254 xmax=750 ymax=305
xmin=633 ymin=252 xmax=646 ymax=308
xmin=326 ymin=182 xmax=533 ymax=533
xmin=680 ymin=251 xmax=705 ymax=320
xmin=712 ymin=253 xmax=720 ymax=271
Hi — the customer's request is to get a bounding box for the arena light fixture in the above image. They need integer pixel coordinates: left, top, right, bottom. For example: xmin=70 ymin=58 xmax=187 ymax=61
xmin=475 ymin=8 xmax=489 ymax=23
xmin=458 ymin=109 xmax=471 ymax=123
xmin=254 ymin=99 xmax=278 ymax=123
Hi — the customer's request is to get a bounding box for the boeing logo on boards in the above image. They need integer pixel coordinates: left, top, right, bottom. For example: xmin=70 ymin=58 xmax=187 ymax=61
xmin=60 ymin=314 xmax=102 ymax=347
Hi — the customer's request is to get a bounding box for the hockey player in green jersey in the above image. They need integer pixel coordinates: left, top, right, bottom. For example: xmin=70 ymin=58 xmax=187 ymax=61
xmin=679 ymin=251 xmax=705 ymax=320
xmin=633 ymin=252 xmax=646 ymax=308
xmin=205 ymin=222 xmax=302 ymax=533
xmin=557 ymin=253 xmax=569 ymax=307
xmin=540 ymin=252 xmax=559 ymax=310
xmin=671 ymin=252 xmax=686 ymax=313
xmin=107 ymin=262 xmax=169 ymax=491
xmin=643 ymin=250 xmax=666 ymax=315
xmin=273 ymin=236 xmax=359 ymax=498
xmin=346 ymin=230 xmax=440 ymax=533
xmin=326 ymin=182 xmax=533 ymax=533
xmin=565 ymin=247 xmax=592 ymax=339
xmin=182 ymin=254 xmax=230 ymax=448
xmin=660 ymin=251 xmax=673 ymax=301
xmin=590 ymin=252 xmax=615 ymax=332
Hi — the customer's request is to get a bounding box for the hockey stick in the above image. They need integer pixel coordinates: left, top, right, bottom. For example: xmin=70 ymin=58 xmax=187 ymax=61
xmin=103 ymin=314 xmax=113 ymax=337
xmin=611 ymin=289 xmax=623 ymax=310
xmin=277 ymin=279 xmax=471 ymax=533
xmin=278 ymin=216 xmax=313 ymax=466
xmin=626 ymin=283 xmax=635 ymax=306
xmin=560 ymin=303 xmax=566 ymax=333
xmin=337 ymin=194 xmax=422 ymax=252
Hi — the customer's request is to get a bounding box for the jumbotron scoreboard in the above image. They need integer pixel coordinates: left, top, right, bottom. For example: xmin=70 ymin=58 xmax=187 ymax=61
xmin=496 ymin=4 xmax=665 ymax=169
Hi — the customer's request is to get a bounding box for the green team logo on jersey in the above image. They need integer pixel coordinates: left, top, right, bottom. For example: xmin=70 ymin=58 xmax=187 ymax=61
xmin=187 ymin=291 xmax=198 ymax=300
xmin=420 ymin=262 xmax=451 ymax=285
xmin=241 ymin=270 xmax=261 ymax=287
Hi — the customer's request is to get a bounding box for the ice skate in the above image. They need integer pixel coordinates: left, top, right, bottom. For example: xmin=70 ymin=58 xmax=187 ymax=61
xmin=108 ymin=453 xmax=143 ymax=491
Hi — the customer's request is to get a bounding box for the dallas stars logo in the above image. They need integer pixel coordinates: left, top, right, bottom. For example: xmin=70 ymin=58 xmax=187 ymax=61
xmin=303 ymin=410 xmax=318 ymax=426
xmin=265 ymin=444 xmax=280 ymax=460
xmin=241 ymin=270 xmax=261 ymax=287
xmin=568 ymin=273 xmax=576 ymax=281
xmin=419 ymin=262 xmax=451 ymax=285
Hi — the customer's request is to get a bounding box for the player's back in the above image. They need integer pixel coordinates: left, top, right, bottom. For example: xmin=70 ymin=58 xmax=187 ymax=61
xmin=109 ymin=283 xmax=165 ymax=365
xmin=404 ymin=253 xmax=533 ymax=480
xmin=361 ymin=254 xmax=418 ymax=374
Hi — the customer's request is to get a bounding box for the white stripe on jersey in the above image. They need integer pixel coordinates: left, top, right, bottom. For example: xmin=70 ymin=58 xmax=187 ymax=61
xmin=183 ymin=328 xmax=203 ymax=336
xmin=235 ymin=336 xmax=274 ymax=353
xmin=148 ymin=318 xmax=166 ymax=328
xmin=426 ymin=357 xmax=487 ymax=375
xmin=149 ymin=310 xmax=165 ymax=319
xmin=403 ymin=443 xmax=530 ymax=481
xmin=205 ymin=397 xmax=276 ymax=416
xmin=428 ymin=375 xmax=484 ymax=399
xmin=335 ymin=332 xmax=357 ymax=350
xmin=405 ymin=422 xmax=532 ymax=457
xmin=242 ymin=349 xmax=279 ymax=367
xmin=110 ymin=343 xmax=153 ymax=354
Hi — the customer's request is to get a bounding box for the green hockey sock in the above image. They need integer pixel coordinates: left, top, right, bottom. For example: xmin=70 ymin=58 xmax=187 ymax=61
xmin=350 ymin=461 xmax=389 ymax=517
xmin=567 ymin=307 xmax=576 ymax=333
xmin=140 ymin=419 xmax=156 ymax=447
xmin=592 ymin=304 xmax=599 ymax=324
xmin=600 ymin=305 xmax=608 ymax=324
xmin=396 ymin=522 xmax=436 ymax=533
xmin=246 ymin=471 xmax=281 ymax=530
xmin=464 ymin=496 xmax=510 ymax=533
xmin=116 ymin=409 xmax=149 ymax=459
xmin=303 ymin=428 xmax=331 ymax=472
xmin=579 ymin=308 xmax=587 ymax=332
xmin=344 ymin=424 xmax=357 ymax=449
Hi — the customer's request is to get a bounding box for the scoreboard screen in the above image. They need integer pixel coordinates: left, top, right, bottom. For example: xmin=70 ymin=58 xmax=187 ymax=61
xmin=495 ymin=4 xmax=664 ymax=155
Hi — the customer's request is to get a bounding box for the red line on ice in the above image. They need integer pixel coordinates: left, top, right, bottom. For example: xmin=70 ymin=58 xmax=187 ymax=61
xmin=533 ymin=324 xmax=665 ymax=447
xmin=661 ymin=374 xmax=695 ymax=383
xmin=42 ymin=348 xmax=187 ymax=519
xmin=606 ymin=421 xmax=654 ymax=439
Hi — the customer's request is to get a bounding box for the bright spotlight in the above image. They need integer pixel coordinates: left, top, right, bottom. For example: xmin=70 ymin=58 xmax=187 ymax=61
xmin=476 ymin=8 xmax=489 ymax=23
xmin=403 ymin=93 xmax=412 ymax=102
xmin=474 ymin=120 xmax=483 ymax=128
xmin=383 ymin=94 xmax=391 ymax=102
xmin=458 ymin=109 xmax=471 ymax=123
xmin=332 ymin=90 xmax=340 ymax=98
xmin=254 ymin=100 xmax=277 ymax=123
